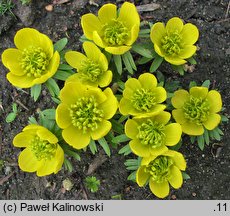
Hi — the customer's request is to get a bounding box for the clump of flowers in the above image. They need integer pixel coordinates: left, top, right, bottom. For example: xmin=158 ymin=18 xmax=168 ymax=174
xmin=136 ymin=150 xmax=186 ymax=198
xmin=171 ymin=86 xmax=222 ymax=135
xmin=13 ymin=125 xmax=64 ymax=176
xmin=65 ymin=41 xmax=112 ymax=87
xmin=125 ymin=111 xmax=182 ymax=157
xmin=119 ymin=73 xmax=167 ymax=117
xmin=56 ymin=80 xmax=118 ymax=149
xmin=150 ymin=17 xmax=199 ymax=65
xmin=81 ymin=2 xmax=140 ymax=55
xmin=1 ymin=28 xmax=60 ymax=88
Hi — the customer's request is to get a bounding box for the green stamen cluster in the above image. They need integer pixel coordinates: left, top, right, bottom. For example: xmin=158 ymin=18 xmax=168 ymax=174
xmin=137 ymin=119 xmax=165 ymax=148
xmin=103 ymin=19 xmax=129 ymax=46
xmin=161 ymin=32 xmax=182 ymax=56
xmin=79 ymin=59 xmax=102 ymax=82
xmin=131 ymin=88 xmax=156 ymax=111
xmin=30 ymin=136 xmax=57 ymax=161
xmin=69 ymin=96 xmax=104 ymax=133
xmin=20 ymin=46 xmax=49 ymax=78
xmin=183 ymin=96 xmax=210 ymax=125
xmin=145 ymin=156 xmax=173 ymax=183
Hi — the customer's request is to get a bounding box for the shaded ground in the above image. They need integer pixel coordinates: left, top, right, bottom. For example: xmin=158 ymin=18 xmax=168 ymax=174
xmin=0 ymin=0 xmax=229 ymax=200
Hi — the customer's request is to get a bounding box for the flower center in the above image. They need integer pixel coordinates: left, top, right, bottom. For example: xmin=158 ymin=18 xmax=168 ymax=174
xmin=102 ymin=19 xmax=129 ymax=46
xmin=161 ymin=31 xmax=182 ymax=56
xmin=131 ymin=88 xmax=156 ymax=111
xmin=137 ymin=119 xmax=165 ymax=148
xmin=145 ymin=156 xmax=173 ymax=183
xmin=30 ymin=136 xmax=57 ymax=161
xmin=183 ymin=96 xmax=210 ymax=125
xmin=20 ymin=46 xmax=49 ymax=78
xmin=79 ymin=59 xmax=102 ymax=82
xmin=69 ymin=96 xmax=104 ymax=133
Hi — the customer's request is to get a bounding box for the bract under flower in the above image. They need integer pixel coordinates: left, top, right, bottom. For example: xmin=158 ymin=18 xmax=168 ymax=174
xmin=13 ymin=125 xmax=64 ymax=176
xmin=171 ymin=86 xmax=222 ymax=135
xmin=56 ymin=81 xmax=118 ymax=149
xmin=2 ymin=28 xmax=60 ymax=88
xmin=65 ymin=41 xmax=112 ymax=87
xmin=136 ymin=150 xmax=186 ymax=198
xmin=150 ymin=17 xmax=199 ymax=65
xmin=125 ymin=111 xmax=182 ymax=157
xmin=119 ymin=73 xmax=167 ymax=117
xmin=81 ymin=2 xmax=140 ymax=55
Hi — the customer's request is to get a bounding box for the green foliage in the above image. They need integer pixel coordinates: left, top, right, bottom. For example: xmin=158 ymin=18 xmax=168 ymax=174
xmin=121 ymin=51 xmax=136 ymax=74
xmin=85 ymin=176 xmax=100 ymax=193
xmin=31 ymin=84 xmax=41 ymax=102
xmin=0 ymin=0 xmax=14 ymax=16
xmin=54 ymin=38 xmax=68 ymax=53
xmin=20 ymin=0 xmax=31 ymax=5
xmin=125 ymin=157 xmax=141 ymax=182
xmin=63 ymin=158 xmax=73 ymax=173
xmin=98 ymin=137 xmax=111 ymax=157
xmin=6 ymin=103 xmax=17 ymax=123
xmin=45 ymin=78 xmax=60 ymax=99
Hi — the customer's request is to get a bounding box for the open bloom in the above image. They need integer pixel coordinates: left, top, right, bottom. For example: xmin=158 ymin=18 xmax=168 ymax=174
xmin=150 ymin=17 xmax=199 ymax=65
xmin=136 ymin=150 xmax=186 ymax=198
xmin=172 ymin=87 xmax=222 ymax=136
xmin=125 ymin=111 xmax=182 ymax=157
xmin=13 ymin=125 xmax=64 ymax=176
xmin=65 ymin=41 xmax=112 ymax=87
xmin=81 ymin=2 xmax=140 ymax=55
xmin=56 ymin=81 xmax=118 ymax=149
xmin=119 ymin=73 xmax=167 ymax=117
xmin=1 ymin=28 xmax=60 ymax=88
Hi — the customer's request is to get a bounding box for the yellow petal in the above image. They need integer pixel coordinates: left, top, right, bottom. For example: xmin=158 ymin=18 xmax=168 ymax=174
xmin=206 ymin=90 xmax=222 ymax=113
xmin=149 ymin=179 xmax=170 ymax=198
xmin=98 ymin=3 xmax=117 ymax=24
xmin=168 ymin=166 xmax=183 ymax=189
xmin=164 ymin=56 xmax=186 ymax=65
xmin=171 ymin=89 xmax=189 ymax=108
xmin=37 ymin=127 xmax=58 ymax=144
xmin=189 ymin=86 xmax=208 ymax=99
xmin=181 ymin=23 xmax=199 ymax=45
xmin=203 ymin=113 xmax=221 ymax=130
xmin=125 ymin=24 xmax=140 ymax=46
xmin=172 ymin=109 xmax=187 ymax=124
xmin=38 ymin=33 xmax=53 ymax=58
xmin=125 ymin=119 xmax=139 ymax=139
xmin=6 ymin=72 xmax=35 ymax=88
xmin=136 ymin=166 xmax=150 ymax=187
xmin=179 ymin=45 xmax=197 ymax=59
xmin=98 ymin=70 xmax=112 ymax=87
xmin=23 ymin=124 xmax=43 ymax=131
xmin=152 ymin=111 xmax=171 ymax=124
xmin=86 ymin=87 xmax=107 ymax=104
xmin=124 ymin=78 xmax=142 ymax=92
xmin=138 ymin=73 xmax=157 ymax=89
xmin=90 ymin=120 xmax=112 ymax=140
xmin=105 ymin=46 xmax=131 ymax=55
xmin=150 ymin=145 xmax=168 ymax=156
xmin=119 ymin=98 xmax=136 ymax=115
xmin=36 ymin=157 xmax=57 ymax=176
xmin=98 ymin=88 xmax=118 ymax=119
xmin=135 ymin=104 xmax=166 ymax=118
xmin=83 ymin=41 xmax=102 ymax=63
xmin=62 ymin=125 xmax=90 ymax=149
xmin=171 ymin=151 xmax=186 ymax=171
xmin=129 ymin=139 xmax=151 ymax=157
xmin=56 ymin=103 xmax=72 ymax=129
xmin=154 ymin=86 xmax=167 ymax=103
xmin=54 ymin=145 xmax=64 ymax=174
xmin=98 ymin=53 xmax=109 ymax=72
xmin=150 ymin=22 xmax=166 ymax=46
xmin=18 ymin=148 xmax=38 ymax=172
xmin=44 ymin=51 xmax=60 ymax=78
xmin=141 ymin=155 xmax=158 ymax=166
xmin=81 ymin=14 xmax=102 ymax=40
xmin=65 ymin=51 xmax=87 ymax=70
xmin=181 ymin=121 xmax=204 ymax=136
xmin=165 ymin=123 xmax=182 ymax=146
xmin=13 ymin=132 xmax=33 ymax=147
xmin=118 ymin=2 xmax=140 ymax=29
xmin=92 ymin=31 xmax=107 ymax=48
xmin=166 ymin=17 xmax=184 ymax=34
xmin=154 ymin=44 xmax=165 ymax=57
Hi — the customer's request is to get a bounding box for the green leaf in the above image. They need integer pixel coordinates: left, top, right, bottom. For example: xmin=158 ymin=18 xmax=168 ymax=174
xmin=201 ymin=80 xmax=210 ymax=88
xmin=6 ymin=113 xmax=16 ymax=123
xmin=31 ymin=84 xmax=41 ymax=102
xmin=156 ymin=71 xmax=165 ymax=83
xmin=124 ymin=159 xmax=139 ymax=167
xmin=42 ymin=109 xmax=56 ymax=120
xmin=89 ymin=139 xmax=97 ymax=155
xmin=212 ymin=128 xmax=221 ymax=141
xmin=54 ymin=69 xmax=74 ymax=81
xmin=182 ymin=172 xmax=191 ymax=180
xmin=137 ymin=56 xmax=153 ymax=65
xmin=98 ymin=137 xmax=111 ymax=157
xmin=64 ymin=158 xmax=73 ymax=172
xmin=111 ymin=119 xmax=124 ymax=134
xmin=58 ymin=64 xmax=73 ymax=70
xmin=189 ymin=81 xmax=197 ymax=88
xmin=221 ymin=115 xmax=229 ymax=122
xmin=149 ymin=56 xmax=163 ymax=72
xmin=127 ymin=171 xmax=137 ymax=182
xmin=51 ymin=97 xmax=61 ymax=104
xmin=172 ymin=65 xmax=185 ymax=75
xmin=197 ymin=135 xmax=204 ymax=150
xmin=64 ymin=149 xmax=81 ymax=161
xmin=190 ymin=136 xmax=196 ymax=144
xmin=45 ymin=78 xmax=60 ymax=98
xmin=12 ymin=103 xmax=17 ymax=113
xmin=122 ymin=52 xmax=134 ymax=74
xmin=187 ymin=57 xmax=197 ymax=65
xmin=169 ymin=140 xmax=182 ymax=151
xmin=28 ymin=116 xmax=38 ymax=125
xmin=132 ymin=43 xmax=153 ymax=58
xmin=139 ymin=28 xmax=151 ymax=35
xmin=125 ymin=51 xmax=137 ymax=71
xmin=118 ymin=115 xmax=129 ymax=123
xmin=54 ymin=38 xmax=68 ymax=52
xmin=113 ymin=55 xmax=122 ymax=75
xmin=204 ymin=129 xmax=210 ymax=145
xmin=112 ymin=134 xmax=130 ymax=144
xmin=216 ymin=127 xmax=224 ymax=136
xmin=118 ymin=144 xmax=132 ymax=156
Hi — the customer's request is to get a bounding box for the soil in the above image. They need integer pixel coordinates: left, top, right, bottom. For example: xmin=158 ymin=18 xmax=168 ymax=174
xmin=0 ymin=0 xmax=229 ymax=200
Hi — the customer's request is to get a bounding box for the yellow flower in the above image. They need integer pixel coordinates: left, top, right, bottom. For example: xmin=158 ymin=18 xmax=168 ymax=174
xmin=125 ymin=111 xmax=182 ymax=157
xmin=56 ymin=81 xmax=118 ymax=149
xmin=150 ymin=17 xmax=199 ymax=65
xmin=172 ymin=87 xmax=222 ymax=136
xmin=119 ymin=73 xmax=167 ymax=117
xmin=13 ymin=125 xmax=64 ymax=176
xmin=81 ymin=2 xmax=140 ymax=55
xmin=136 ymin=150 xmax=186 ymax=198
xmin=1 ymin=28 xmax=60 ymax=88
xmin=65 ymin=41 xmax=112 ymax=87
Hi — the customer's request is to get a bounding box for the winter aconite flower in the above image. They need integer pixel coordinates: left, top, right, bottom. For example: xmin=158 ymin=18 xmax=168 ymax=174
xmin=81 ymin=2 xmax=140 ymax=55
xmin=2 ymin=28 xmax=60 ymax=88
xmin=65 ymin=41 xmax=112 ymax=87
xmin=56 ymin=81 xmax=118 ymax=149
xmin=13 ymin=125 xmax=64 ymax=176
xmin=136 ymin=150 xmax=186 ymax=198
xmin=119 ymin=73 xmax=167 ymax=117
xmin=150 ymin=17 xmax=199 ymax=65
xmin=125 ymin=111 xmax=182 ymax=157
xmin=172 ymin=87 xmax=222 ymax=136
